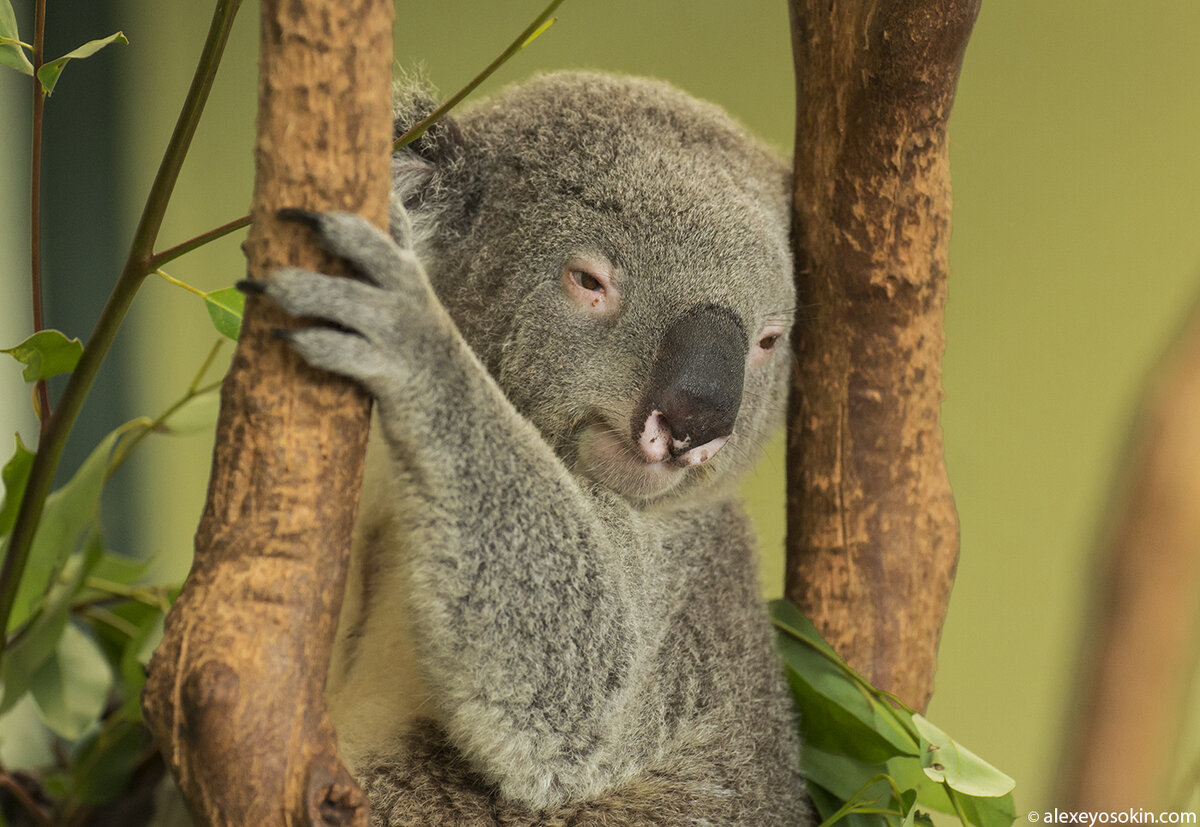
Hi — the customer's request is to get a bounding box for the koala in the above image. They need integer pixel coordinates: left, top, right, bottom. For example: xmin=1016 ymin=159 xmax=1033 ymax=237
xmin=250 ymin=71 xmax=810 ymax=826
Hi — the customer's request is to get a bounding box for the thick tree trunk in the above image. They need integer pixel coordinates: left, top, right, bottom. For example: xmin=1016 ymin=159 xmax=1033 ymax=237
xmin=1060 ymin=300 xmax=1200 ymax=810
xmin=142 ymin=0 xmax=393 ymax=824
xmin=784 ymin=0 xmax=980 ymax=711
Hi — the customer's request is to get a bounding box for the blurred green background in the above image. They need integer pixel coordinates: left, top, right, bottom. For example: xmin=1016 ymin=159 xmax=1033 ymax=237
xmin=1 ymin=0 xmax=1198 ymax=817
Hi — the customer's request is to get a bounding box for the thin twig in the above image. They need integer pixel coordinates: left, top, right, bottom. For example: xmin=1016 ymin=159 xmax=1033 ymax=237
xmin=30 ymin=0 xmax=50 ymax=439
xmin=0 ymin=769 xmax=53 ymax=827
xmin=105 ymin=376 xmax=223 ymax=482
xmin=393 ymin=0 xmax=565 ymax=150
xmin=149 ymin=212 xmax=252 ymax=270
xmin=0 ymin=0 xmax=245 ymax=666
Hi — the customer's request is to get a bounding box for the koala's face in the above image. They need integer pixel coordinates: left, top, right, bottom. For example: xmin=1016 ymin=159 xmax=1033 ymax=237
xmin=405 ymin=72 xmax=795 ymax=507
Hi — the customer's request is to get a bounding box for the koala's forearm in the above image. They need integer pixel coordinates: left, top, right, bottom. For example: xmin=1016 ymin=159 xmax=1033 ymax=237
xmin=380 ymin=341 xmax=665 ymax=804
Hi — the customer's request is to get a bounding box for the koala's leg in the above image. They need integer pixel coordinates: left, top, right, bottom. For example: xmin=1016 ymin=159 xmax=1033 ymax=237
xmin=355 ymin=719 xmax=770 ymax=827
xmin=249 ymin=211 xmax=662 ymax=810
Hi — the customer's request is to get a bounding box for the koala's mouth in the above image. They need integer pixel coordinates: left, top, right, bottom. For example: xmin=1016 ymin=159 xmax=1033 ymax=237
xmin=573 ymin=419 xmax=687 ymax=499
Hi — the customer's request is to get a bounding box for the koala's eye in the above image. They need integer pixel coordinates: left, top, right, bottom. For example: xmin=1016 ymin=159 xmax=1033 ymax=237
xmin=572 ymin=270 xmax=604 ymax=292
xmin=562 ymin=257 xmax=619 ymax=315
xmin=749 ymin=325 xmax=786 ymax=367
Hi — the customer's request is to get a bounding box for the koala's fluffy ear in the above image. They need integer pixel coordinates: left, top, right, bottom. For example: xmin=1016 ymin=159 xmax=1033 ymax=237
xmin=391 ymin=79 xmax=478 ymax=246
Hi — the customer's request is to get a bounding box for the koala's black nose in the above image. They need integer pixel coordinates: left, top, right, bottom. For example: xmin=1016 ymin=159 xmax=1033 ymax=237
xmin=635 ymin=305 xmax=746 ymax=466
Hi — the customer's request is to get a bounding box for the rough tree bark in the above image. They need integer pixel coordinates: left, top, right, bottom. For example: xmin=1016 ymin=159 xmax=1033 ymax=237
xmin=1060 ymin=299 xmax=1200 ymax=810
xmin=784 ymin=0 xmax=981 ymax=711
xmin=142 ymin=0 xmax=393 ymax=824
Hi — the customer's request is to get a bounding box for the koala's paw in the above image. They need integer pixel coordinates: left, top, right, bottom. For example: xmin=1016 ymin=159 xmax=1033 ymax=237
xmin=239 ymin=210 xmax=442 ymax=391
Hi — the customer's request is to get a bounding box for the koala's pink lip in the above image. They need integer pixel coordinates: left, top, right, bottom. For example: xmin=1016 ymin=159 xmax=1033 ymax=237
xmin=575 ymin=420 xmax=684 ymax=498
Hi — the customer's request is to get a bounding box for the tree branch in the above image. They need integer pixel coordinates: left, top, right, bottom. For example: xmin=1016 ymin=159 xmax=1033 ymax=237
xmin=1060 ymin=297 xmax=1200 ymax=809
xmin=141 ymin=0 xmax=394 ymax=823
xmin=784 ymin=0 xmax=981 ymax=710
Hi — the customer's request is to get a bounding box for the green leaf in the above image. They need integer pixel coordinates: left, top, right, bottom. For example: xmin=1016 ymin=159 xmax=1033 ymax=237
xmin=36 ymin=30 xmax=128 ymax=96
xmin=771 ymin=600 xmax=918 ymax=758
xmin=0 ymin=434 xmax=35 ymax=537
xmin=0 ymin=530 xmax=103 ymax=715
xmin=955 ymin=790 xmax=1018 ymax=827
xmin=204 ymin=286 xmax=245 ymax=340
xmin=0 ymin=0 xmax=33 ymax=76
xmin=7 ymin=428 xmax=119 ymax=633
xmin=885 ymin=747 xmax=1016 ymax=827
xmin=912 ymin=714 xmax=1016 ymax=797
xmin=770 ymin=598 xmax=843 ymax=660
xmin=780 ymin=635 xmax=912 ymax=764
xmin=66 ymin=719 xmax=144 ymax=804
xmin=30 ymin=622 xmax=113 ymax=739
xmin=800 ymin=744 xmax=889 ymax=809
xmin=2 ymin=329 xmax=83 ymax=382
xmin=88 ymin=550 xmax=151 ymax=588
xmin=0 ymin=693 xmax=55 ymax=771
xmin=899 ymin=788 xmax=918 ymax=815
xmin=808 ymin=781 xmax=893 ymax=827
xmin=117 ymin=611 xmax=162 ymax=722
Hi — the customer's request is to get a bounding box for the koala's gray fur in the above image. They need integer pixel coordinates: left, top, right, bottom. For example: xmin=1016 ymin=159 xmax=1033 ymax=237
xmin=259 ymin=71 xmax=810 ymax=826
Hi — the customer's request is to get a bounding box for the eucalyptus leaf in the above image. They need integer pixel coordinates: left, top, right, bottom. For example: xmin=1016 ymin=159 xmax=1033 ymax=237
xmin=2 ymin=329 xmax=83 ymax=382
xmin=780 ymin=637 xmax=911 ymax=764
xmin=30 ymin=622 xmax=113 ymax=739
xmin=0 ymin=531 xmax=103 ymax=715
xmin=0 ymin=0 xmax=33 ymax=76
xmin=772 ymin=600 xmax=918 ymax=757
xmin=66 ymin=719 xmax=144 ymax=804
xmin=36 ymin=30 xmax=128 ymax=95
xmin=7 ymin=428 xmax=119 ymax=633
xmin=801 ymin=744 xmax=891 ymax=807
xmin=117 ymin=612 xmax=162 ymax=721
xmin=913 ymin=714 xmax=1016 ymax=797
xmin=0 ymin=433 xmax=35 ymax=536
xmin=807 ymin=780 xmax=895 ymax=827
xmin=770 ymin=598 xmax=843 ymax=660
xmin=88 ymin=550 xmax=151 ymax=588
xmin=955 ymin=789 xmax=1019 ymax=827
xmin=0 ymin=692 xmax=54 ymax=771
xmin=204 ymin=286 xmax=245 ymax=340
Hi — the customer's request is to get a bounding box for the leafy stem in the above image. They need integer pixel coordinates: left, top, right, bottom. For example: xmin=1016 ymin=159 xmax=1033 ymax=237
xmin=152 ymin=268 xmax=207 ymax=298
xmin=816 ymin=773 xmax=906 ymax=827
xmin=0 ymin=0 xmax=244 ymax=665
xmin=105 ymin=342 xmax=224 ymax=482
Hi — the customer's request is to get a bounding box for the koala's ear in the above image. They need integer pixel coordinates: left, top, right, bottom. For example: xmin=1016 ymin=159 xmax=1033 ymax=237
xmin=391 ymin=80 xmax=478 ymax=245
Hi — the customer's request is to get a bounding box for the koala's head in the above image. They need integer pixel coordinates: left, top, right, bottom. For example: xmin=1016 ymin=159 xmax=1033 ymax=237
xmin=395 ymin=71 xmax=794 ymax=507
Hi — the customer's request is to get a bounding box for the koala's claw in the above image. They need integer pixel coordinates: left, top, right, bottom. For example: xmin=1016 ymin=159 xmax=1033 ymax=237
xmin=235 ymin=278 xmax=266 ymax=295
xmin=277 ymin=207 xmax=322 ymax=229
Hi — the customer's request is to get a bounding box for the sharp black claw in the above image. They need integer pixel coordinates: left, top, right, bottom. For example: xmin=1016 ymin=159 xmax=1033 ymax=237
xmin=271 ymin=327 xmax=295 ymax=342
xmin=277 ymin=207 xmax=322 ymax=228
xmin=236 ymin=278 xmax=267 ymax=295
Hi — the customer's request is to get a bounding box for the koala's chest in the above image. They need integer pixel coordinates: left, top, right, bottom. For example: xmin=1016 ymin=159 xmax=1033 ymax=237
xmin=326 ymin=496 xmax=431 ymax=772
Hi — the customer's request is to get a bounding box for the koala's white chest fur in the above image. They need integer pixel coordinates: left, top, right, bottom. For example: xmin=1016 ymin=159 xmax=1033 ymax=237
xmin=326 ymin=435 xmax=432 ymax=771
